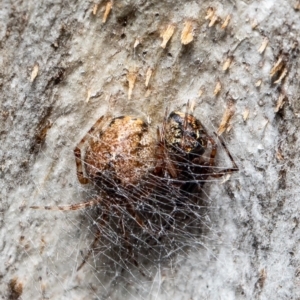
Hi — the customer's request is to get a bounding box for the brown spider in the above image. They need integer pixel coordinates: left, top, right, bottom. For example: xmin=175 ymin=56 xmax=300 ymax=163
xmin=31 ymin=108 xmax=238 ymax=270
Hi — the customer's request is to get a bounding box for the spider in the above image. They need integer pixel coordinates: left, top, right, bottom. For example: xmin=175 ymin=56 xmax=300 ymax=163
xmin=31 ymin=108 xmax=238 ymax=271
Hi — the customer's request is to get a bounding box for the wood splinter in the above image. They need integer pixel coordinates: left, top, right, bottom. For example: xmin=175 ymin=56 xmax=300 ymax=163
xmin=103 ymin=1 xmax=112 ymax=23
xmin=217 ymin=101 xmax=235 ymax=136
xmin=181 ymin=21 xmax=194 ymax=45
xmin=160 ymin=24 xmax=175 ymax=49
xmin=127 ymin=70 xmax=137 ymax=100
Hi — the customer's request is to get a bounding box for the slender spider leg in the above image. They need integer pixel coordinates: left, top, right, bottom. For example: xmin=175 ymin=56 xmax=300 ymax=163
xmin=77 ymin=210 xmax=109 ymax=271
xmin=155 ymin=120 xmax=177 ymax=178
xmin=207 ymin=136 xmax=218 ymax=167
xmin=163 ymin=109 xmax=179 ymax=178
xmin=74 ymin=115 xmax=111 ymax=184
xmin=118 ymin=214 xmax=145 ymax=274
xmin=209 ymin=133 xmax=239 ymax=177
xmin=31 ymin=197 xmax=106 ymax=271
xmin=77 ymin=230 xmax=102 ymax=271
xmin=164 ymin=148 xmax=178 ymax=178
xmin=181 ymin=100 xmax=190 ymax=150
xmin=191 ymin=134 xmax=238 ymax=179
xmin=158 ymin=107 xmax=169 ymax=143
xmin=30 ymin=198 xmax=102 ymax=211
xmin=126 ymin=202 xmax=145 ymax=228
xmin=190 ymin=135 xmax=217 ymax=168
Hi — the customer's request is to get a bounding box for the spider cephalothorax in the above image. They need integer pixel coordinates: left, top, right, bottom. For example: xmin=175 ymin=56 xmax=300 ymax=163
xmin=164 ymin=111 xmax=208 ymax=156
xmin=157 ymin=111 xmax=214 ymax=194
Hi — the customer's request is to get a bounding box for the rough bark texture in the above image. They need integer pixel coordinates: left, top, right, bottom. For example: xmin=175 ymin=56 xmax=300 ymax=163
xmin=1 ymin=0 xmax=300 ymax=299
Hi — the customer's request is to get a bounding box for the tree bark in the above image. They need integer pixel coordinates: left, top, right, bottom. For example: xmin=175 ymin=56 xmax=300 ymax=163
xmin=1 ymin=0 xmax=300 ymax=299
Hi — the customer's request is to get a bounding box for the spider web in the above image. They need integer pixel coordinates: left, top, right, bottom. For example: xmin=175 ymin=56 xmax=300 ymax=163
xmin=27 ymin=118 xmax=240 ymax=300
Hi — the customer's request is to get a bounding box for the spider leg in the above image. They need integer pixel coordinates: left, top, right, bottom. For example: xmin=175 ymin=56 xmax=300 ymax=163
xmin=207 ymin=136 xmax=218 ymax=167
xmin=77 ymin=210 xmax=109 ymax=271
xmin=181 ymin=100 xmax=190 ymax=149
xmin=192 ymin=134 xmax=238 ymax=179
xmin=119 ymin=216 xmax=138 ymax=265
xmin=74 ymin=115 xmax=112 ymax=184
xmin=74 ymin=147 xmax=90 ymax=184
xmin=192 ymin=135 xmax=217 ymax=167
xmin=126 ymin=202 xmax=145 ymax=229
xmin=209 ymin=133 xmax=239 ymax=178
xmin=154 ymin=107 xmax=179 ymax=178
xmin=30 ymin=198 xmax=101 ymax=211
xmin=154 ymin=127 xmax=178 ymax=178
xmin=77 ymin=230 xmax=102 ymax=271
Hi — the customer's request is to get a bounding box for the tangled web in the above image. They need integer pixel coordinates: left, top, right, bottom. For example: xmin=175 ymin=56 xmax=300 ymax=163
xmin=32 ymin=109 xmax=238 ymax=282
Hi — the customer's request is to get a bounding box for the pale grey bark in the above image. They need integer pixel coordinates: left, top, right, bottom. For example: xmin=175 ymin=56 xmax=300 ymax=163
xmin=1 ymin=0 xmax=300 ymax=299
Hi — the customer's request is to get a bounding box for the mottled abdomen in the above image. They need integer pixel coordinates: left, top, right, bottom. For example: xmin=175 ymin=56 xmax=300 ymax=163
xmin=85 ymin=116 xmax=154 ymax=187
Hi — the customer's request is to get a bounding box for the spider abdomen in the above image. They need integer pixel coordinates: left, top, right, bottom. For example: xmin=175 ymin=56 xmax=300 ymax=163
xmin=84 ymin=116 xmax=155 ymax=187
